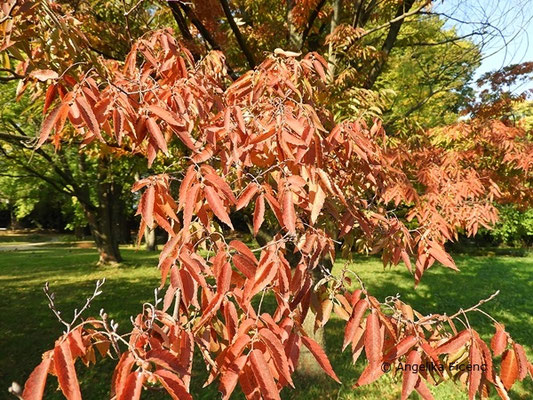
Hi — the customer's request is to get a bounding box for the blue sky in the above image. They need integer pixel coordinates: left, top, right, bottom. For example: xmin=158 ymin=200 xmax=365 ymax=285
xmin=435 ymin=0 xmax=533 ymax=91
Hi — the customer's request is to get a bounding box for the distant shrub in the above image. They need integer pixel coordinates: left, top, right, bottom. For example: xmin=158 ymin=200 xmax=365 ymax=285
xmin=490 ymin=205 xmax=533 ymax=246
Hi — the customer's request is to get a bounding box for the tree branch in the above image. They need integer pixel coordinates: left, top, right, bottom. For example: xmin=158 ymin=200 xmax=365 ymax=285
xmin=219 ymin=0 xmax=256 ymax=69
xmin=364 ymin=0 xmax=427 ymax=89
xmin=300 ymin=0 xmax=326 ymax=50
xmin=177 ymin=2 xmax=238 ymax=80
xmin=168 ymin=1 xmax=194 ymax=42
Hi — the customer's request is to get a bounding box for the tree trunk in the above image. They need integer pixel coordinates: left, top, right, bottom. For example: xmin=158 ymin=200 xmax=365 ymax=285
xmin=296 ymin=312 xmax=327 ymax=379
xmin=84 ymin=207 xmax=122 ymax=265
xmin=111 ymin=182 xmax=132 ymax=244
xmin=144 ymin=226 xmax=158 ymax=251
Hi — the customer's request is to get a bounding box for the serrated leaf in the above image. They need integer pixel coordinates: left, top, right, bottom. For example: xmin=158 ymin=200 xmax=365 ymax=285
xmin=204 ymin=185 xmax=234 ymax=229
xmin=402 ymin=350 xmax=421 ymax=400
xmin=22 ymin=357 xmax=52 ymax=400
xmin=54 ymin=340 xmax=82 ymax=400
xmin=301 ymin=336 xmax=340 ymax=383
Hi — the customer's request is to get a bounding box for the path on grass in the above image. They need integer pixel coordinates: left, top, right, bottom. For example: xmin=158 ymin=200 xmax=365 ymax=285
xmin=0 ymin=240 xmax=93 ymax=251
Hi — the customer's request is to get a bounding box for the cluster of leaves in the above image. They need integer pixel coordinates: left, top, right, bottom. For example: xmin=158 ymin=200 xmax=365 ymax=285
xmin=9 ymin=27 xmax=532 ymax=399
xmin=3 ymin=2 xmax=533 ymax=400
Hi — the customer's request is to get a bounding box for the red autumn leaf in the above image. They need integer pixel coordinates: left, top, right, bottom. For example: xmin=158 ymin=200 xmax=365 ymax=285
xmin=415 ymin=378 xmax=435 ymax=400
xmin=468 ymin=340 xmax=482 ymax=400
xmin=281 ymin=188 xmax=296 ymax=234
xmin=112 ymin=352 xmax=135 ymax=398
xmin=301 ymin=336 xmax=341 ymax=383
xmin=310 ymin=184 xmax=325 ymax=224
xmin=253 ymin=194 xmax=265 ymax=236
xmin=512 ymin=343 xmax=529 ymax=381
xmin=43 ymin=84 xmax=57 ymax=115
xmin=354 ymin=362 xmax=384 ymax=387
xmin=219 ymin=355 xmax=247 ymax=400
xmin=178 ymin=166 xmax=197 ymax=210
xmin=54 ymin=340 xmax=82 ymax=400
xmin=343 ymin=299 xmax=368 ymax=351
xmin=491 ymin=324 xmax=508 ymax=356
xmin=384 ymin=335 xmax=418 ymax=362
xmin=37 ymin=105 xmax=63 ymax=147
xmin=248 ymin=260 xmax=277 ymax=299
xmin=364 ymin=310 xmax=382 ymax=366
xmin=233 ymin=254 xmax=256 ymax=279
xmin=141 ymin=185 xmax=155 ymax=228
xmin=435 ymin=330 xmax=470 ymax=354
xmin=204 ymin=185 xmax=234 ymax=229
xmin=155 ymin=369 xmax=192 ymax=400
xmin=203 ymin=172 xmax=236 ymax=204
xmin=75 ymin=95 xmax=102 ymax=141
xmin=117 ymin=371 xmax=144 ymax=400
xmin=182 ymin=183 xmax=200 ymax=231
xmin=146 ymin=117 xmax=169 ymax=155
xmin=236 ymin=183 xmax=259 ymax=210
xmin=500 ymin=349 xmax=519 ymax=390
xmin=22 ymin=357 xmax=52 ymax=400
xmin=146 ymin=348 xmax=186 ymax=375
xmin=401 ymin=349 xmax=421 ymax=400
xmin=30 ymin=69 xmax=59 ymax=81
xmin=194 ymin=292 xmax=224 ymax=331
xmin=248 ymin=349 xmax=281 ymax=400
xmin=259 ymin=328 xmax=294 ymax=387
xmin=147 ymin=104 xmax=184 ymax=127
xmin=217 ymin=260 xmax=233 ymax=293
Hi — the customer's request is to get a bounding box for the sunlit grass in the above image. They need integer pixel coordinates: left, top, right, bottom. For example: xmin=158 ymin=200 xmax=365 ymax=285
xmin=0 ymin=245 xmax=531 ymax=399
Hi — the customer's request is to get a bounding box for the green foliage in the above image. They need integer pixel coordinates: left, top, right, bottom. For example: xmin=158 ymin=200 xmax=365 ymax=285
xmin=376 ymin=15 xmax=481 ymax=131
xmin=490 ymin=205 xmax=533 ymax=246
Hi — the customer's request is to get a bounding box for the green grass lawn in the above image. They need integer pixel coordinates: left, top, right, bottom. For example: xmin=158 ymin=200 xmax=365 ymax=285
xmin=0 ymin=245 xmax=532 ymax=399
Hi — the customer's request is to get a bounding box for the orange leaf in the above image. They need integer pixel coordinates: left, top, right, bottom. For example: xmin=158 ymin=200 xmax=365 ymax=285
xmin=415 ymin=378 xmax=435 ymax=400
xmin=435 ymin=330 xmax=470 ymax=354
xmin=310 ymin=184 xmax=325 ymax=224
xmin=112 ymin=352 xmax=135 ymax=398
xmin=37 ymin=105 xmax=63 ymax=147
xmin=75 ymin=96 xmax=102 ymax=141
xmin=22 ymin=357 xmax=52 ymax=400
xmin=384 ymin=335 xmax=418 ymax=362
xmin=281 ymin=188 xmax=296 ymax=234
xmin=147 ymin=104 xmax=184 ymax=127
xmin=259 ymin=328 xmax=294 ymax=387
xmin=301 ymin=336 xmax=340 ymax=383
xmin=204 ymin=185 xmax=234 ymax=229
xmin=401 ymin=350 xmax=421 ymax=400
xmin=248 ymin=349 xmax=281 ymax=400
xmin=141 ymin=185 xmax=155 ymax=228
xmin=500 ymin=349 xmax=519 ymax=390
xmin=354 ymin=362 xmax=384 ymax=387
xmin=117 ymin=371 xmax=144 ymax=400
xmin=468 ymin=341 xmax=482 ymax=400
xmin=512 ymin=343 xmax=529 ymax=381
xmin=364 ymin=310 xmax=382 ymax=365
xmin=253 ymin=194 xmax=265 ymax=236
xmin=491 ymin=324 xmax=507 ymax=356
xmin=236 ymin=184 xmax=259 ymax=210
xmin=219 ymin=355 xmax=247 ymax=400
xmin=183 ymin=183 xmax=200 ymax=231
xmin=146 ymin=117 xmax=169 ymax=155
xmin=343 ymin=299 xmax=368 ymax=351
xmin=155 ymin=369 xmax=192 ymax=400
xmin=54 ymin=340 xmax=82 ymax=400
